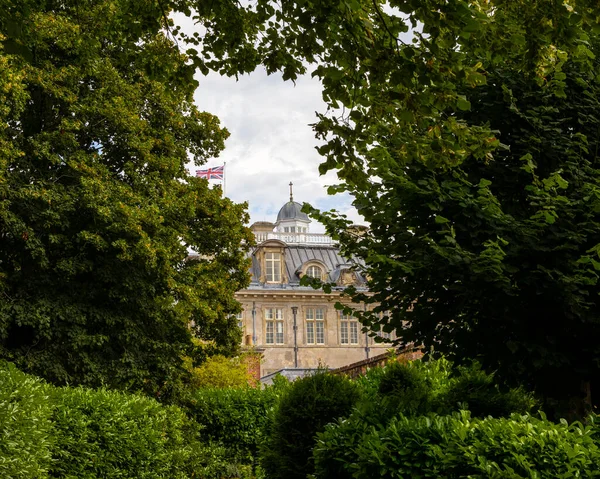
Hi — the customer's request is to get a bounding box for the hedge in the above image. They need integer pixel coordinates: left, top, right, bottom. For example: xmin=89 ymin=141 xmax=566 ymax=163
xmin=49 ymin=386 xmax=204 ymax=479
xmin=189 ymin=385 xmax=280 ymax=466
xmin=314 ymin=412 xmax=600 ymax=478
xmin=355 ymin=359 xmax=536 ymax=422
xmin=0 ymin=361 xmax=54 ymax=479
xmin=0 ymin=361 xmax=224 ymax=478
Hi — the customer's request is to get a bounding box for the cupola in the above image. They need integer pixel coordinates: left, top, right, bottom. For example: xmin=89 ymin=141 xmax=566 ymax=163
xmin=274 ymin=182 xmax=311 ymax=233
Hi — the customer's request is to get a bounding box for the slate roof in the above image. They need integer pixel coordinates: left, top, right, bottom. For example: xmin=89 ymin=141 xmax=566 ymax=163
xmin=247 ymin=244 xmax=366 ymax=290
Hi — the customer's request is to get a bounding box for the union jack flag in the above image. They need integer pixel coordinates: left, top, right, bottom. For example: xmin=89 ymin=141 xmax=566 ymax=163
xmin=196 ymin=165 xmax=224 ymax=180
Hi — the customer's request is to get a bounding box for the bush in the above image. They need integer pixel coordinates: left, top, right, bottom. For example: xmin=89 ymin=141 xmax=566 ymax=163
xmin=312 ymin=359 xmax=538 ymax=478
xmin=314 ymin=412 xmax=600 ymax=478
xmin=434 ymin=363 xmax=537 ymax=418
xmin=189 ymin=386 xmax=280 ymax=467
xmin=260 ymin=371 xmax=361 ymax=479
xmin=1 ymin=361 xmax=235 ymax=479
xmin=49 ymin=386 xmax=204 ymax=479
xmin=187 ymin=354 xmax=252 ymax=389
xmin=357 ymin=358 xmax=535 ymax=420
xmin=0 ymin=362 xmax=54 ymax=479
xmin=189 ymin=442 xmax=258 ymax=479
xmin=375 ymin=359 xmax=433 ymax=417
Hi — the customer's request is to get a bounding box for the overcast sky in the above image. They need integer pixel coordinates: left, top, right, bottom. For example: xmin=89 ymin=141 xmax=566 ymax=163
xmin=174 ymin=14 xmax=362 ymax=234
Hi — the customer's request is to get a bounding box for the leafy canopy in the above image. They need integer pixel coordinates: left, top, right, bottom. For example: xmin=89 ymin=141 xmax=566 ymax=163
xmin=297 ymin=0 xmax=600 ymax=409
xmin=0 ymin=0 xmax=252 ymax=400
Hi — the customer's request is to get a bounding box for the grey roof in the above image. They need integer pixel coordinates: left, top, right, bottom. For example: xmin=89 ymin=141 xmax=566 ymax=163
xmin=247 ymin=244 xmax=366 ymax=289
xmin=260 ymin=368 xmax=321 ymax=384
xmin=276 ymin=201 xmax=309 ymax=223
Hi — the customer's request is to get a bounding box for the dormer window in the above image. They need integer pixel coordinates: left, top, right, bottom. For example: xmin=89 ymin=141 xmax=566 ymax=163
xmin=297 ymin=260 xmax=327 ymax=282
xmin=265 ymin=252 xmax=282 ymax=282
xmin=306 ymin=265 xmax=322 ymax=279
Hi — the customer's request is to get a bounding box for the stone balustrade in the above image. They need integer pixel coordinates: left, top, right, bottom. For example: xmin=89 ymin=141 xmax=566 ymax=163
xmin=253 ymin=231 xmax=334 ymax=245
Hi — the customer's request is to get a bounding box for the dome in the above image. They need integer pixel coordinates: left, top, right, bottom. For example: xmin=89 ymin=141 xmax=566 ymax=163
xmin=276 ymin=201 xmax=309 ymax=222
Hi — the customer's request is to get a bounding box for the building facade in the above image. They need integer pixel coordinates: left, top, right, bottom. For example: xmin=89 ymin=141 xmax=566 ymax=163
xmin=236 ymin=188 xmax=391 ymax=377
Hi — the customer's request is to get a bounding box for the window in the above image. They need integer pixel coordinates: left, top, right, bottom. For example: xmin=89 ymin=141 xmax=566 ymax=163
xmin=235 ymin=311 xmax=244 ymax=330
xmin=375 ymin=311 xmax=393 ymax=340
xmin=306 ymin=265 xmax=322 ymax=279
xmin=265 ymin=252 xmax=281 ymax=282
xmin=378 ymin=330 xmax=392 ymax=340
xmin=340 ymin=312 xmax=359 ymax=345
xmin=284 ymin=227 xmax=289 ymax=232
xmin=306 ymin=308 xmax=325 ymax=344
xmin=265 ymin=308 xmax=284 ymax=344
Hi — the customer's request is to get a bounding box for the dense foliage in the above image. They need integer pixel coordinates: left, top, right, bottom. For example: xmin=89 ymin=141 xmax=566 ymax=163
xmin=256 ymin=360 xmax=537 ymax=479
xmin=50 ymin=387 xmax=205 ymax=478
xmin=0 ymin=361 xmax=213 ymax=478
xmin=354 ymin=358 xmax=536 ymax=423
xmin=0 ymin=362 xmax=53 ymax=479
xmin=4 ymin=356 xmax=597 ymax=479
xmin=189 ymin=385 xmax=281 ymax=470
xmin=314 ymin=412 xmax=600 ymax=479
xmin=260 ymin=372 xmax=361 ymax=479
xmin=0 ymin=0 xmax=252 ymax=399
xmin=300 ymin=1 xmax=600 ymax=416
xmin=187 ymin=354 xmax=253 ymax=389
xmin=310 ymin=30 xmax=600 ymax=418
xmin=307 ymin=360 xmax=585 ymax=478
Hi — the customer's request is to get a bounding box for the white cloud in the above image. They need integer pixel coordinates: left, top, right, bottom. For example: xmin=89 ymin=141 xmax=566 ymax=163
xmin=174 ymin=13 xmax=363 ymax=234
xmin=192 ymin=68 xmax=363 ymax=233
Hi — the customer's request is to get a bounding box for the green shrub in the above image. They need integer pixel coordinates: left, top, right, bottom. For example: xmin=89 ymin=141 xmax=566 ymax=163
xmin=49 ymin=386 xmax=204 ymax=479
xmin=0 ymin=361 xmax=54 ymax=479
xmin=187 ymin=354 xmax=252 ymax=389
xmin=310 ymin=412 xmax=371 ymax=479
xmin=375 ymin=360 xmax=433 ymax=417
xmin=191 ymin=442 xmax=258 ymax=479
xmin=314 ymin=412 xmax=600 ymax=478
xmin=260 ymin=371 xmax=361 ymax=479
xmin=358 ymin=358 xmax=535 ymax=420
xmin=434 ymin=363 xmax=537 ymax=417
xmin=2 ymin=361 xmax=270 ymax=478
xmin=189 ymin=386 xmax=279 ymax=466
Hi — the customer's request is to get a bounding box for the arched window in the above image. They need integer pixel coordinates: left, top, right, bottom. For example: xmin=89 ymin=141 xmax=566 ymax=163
xmin=306 ymin=265 xmax=322 ymax=279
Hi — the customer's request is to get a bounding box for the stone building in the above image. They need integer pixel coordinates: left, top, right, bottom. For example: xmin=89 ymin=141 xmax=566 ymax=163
xmin=236 ymin=186 xmax=391 ymax=378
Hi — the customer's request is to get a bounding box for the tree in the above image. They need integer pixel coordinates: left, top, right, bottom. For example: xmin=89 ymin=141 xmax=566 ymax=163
xmin=0 ymin=0 xmax=252 ymax=401
xmin=173 ymin=0 xmax=600 ymax=416
xmin=295 ymin=1 xmax=600 ymax=417
xmin=260 ymin=372 xmax=360 ymax=479
xmin=186 ymin=353 xmax=252 ymax=389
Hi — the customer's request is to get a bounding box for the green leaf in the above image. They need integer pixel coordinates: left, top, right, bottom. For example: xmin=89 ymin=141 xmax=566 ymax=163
xmin=456 ymin=97 xmax=471 ymax=111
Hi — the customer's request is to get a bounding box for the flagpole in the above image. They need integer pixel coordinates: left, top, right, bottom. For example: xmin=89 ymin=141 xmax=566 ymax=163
xmin=223 ymin=161 xmax=227 ymax=197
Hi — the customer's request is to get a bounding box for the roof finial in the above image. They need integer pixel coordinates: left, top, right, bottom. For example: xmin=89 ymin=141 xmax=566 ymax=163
xmin=289 ymin=181 xmax=294 ymax=202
